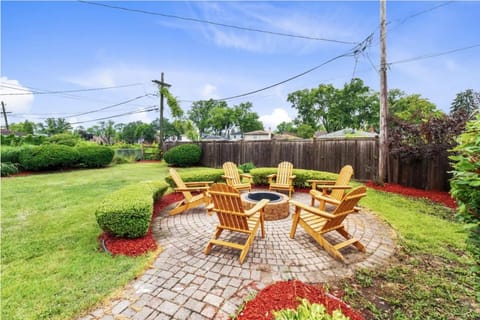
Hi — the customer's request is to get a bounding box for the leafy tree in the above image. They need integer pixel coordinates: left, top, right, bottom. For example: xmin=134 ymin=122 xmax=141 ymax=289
xmin=40 ymin=118 xmax=72 ymax=136
xmin=450 ymin=89 xmax=480 ymax=116
xmin=232 ymin=102 xmax=263 ymax=133
xmin=288 ymin=78 xmax=379 ymax=133
xmin=297 ymin=123 xmax=315 ymax=138
xmin=9 ymin=120 xmax=36 ymax=135
xmin=209 ymin=105 xmax=233 ymax=136
xmin=389 ymin=93 xmax=442 ymax=124
xmin=276 ymin=121 xmax=297 ymax=134
xmin=188 ymin=99 xmax=227 ymax=136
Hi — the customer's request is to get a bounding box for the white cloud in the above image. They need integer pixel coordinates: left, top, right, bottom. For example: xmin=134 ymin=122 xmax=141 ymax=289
xmin=200 ymin=84 xmax=219 ymax=99
xmin=0 ymin=77 xmax=34 ymax=114
xmin=259 ymin=108 xmax=292 ymax=131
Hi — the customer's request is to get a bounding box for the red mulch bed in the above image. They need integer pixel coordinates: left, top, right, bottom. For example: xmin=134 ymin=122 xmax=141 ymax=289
xmin=365 ymin=181 xmax=456 ymax=209
xmin=237 ymin=280 xmax=364 ymax=320
xmin=99 ymin=192 xmax=183 ymax=256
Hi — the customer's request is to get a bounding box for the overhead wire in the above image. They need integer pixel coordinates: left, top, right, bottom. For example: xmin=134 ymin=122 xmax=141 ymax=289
xmin=69 ymin=106 xmax=159 ymax=125
xmin=0 ymin=83 xmax=143 ymax=96
xmin=388 ymin=43 xmax=480 ymax=65
xmin=78 ymin=0 xmax=358 ymax=45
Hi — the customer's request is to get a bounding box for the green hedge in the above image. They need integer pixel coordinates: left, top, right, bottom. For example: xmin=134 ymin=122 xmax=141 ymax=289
xmin=0 ymin=162 xmax=19 ymax=177
xmin=164 ymin=169 xmax=225 ymax=188
xmin=19 ymin=144 xmax=80 ymax=171
xmin=1 ymin=146 xmax=22 ymax=163
xmin=95 ymin=181 xmax=168 ymax=238
xmin=77 ymin=145 xmax=115 ymax=168
xmin=163 ymin=144 xmax=202 ymax=167
xmin=250 ymin=167 xmax=338 ymax=188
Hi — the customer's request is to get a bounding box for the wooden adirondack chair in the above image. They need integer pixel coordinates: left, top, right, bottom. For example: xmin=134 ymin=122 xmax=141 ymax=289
xmin=168 ymin=168 xmax=212 ymax=216
xmin=267 ymin=161 xmax=296 ymax=197
xmin=222 ymin=162 xmax=252 ymax=192
xmin=205 ymin=183 xmax=268 ymax=264
xmin=289 ymin=186 xmax=367 ymax=262
xmin=308 ymin=165 xmax=354 ymax=210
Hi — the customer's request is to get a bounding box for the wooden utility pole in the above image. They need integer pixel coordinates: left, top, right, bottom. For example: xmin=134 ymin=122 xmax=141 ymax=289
xmin=152 ymin=73 xmax=171 ymax=157
xmin=379 ymin=0 xmax=389 ymax=184
xmin=1 ymin=101 xmax=10 ymax=130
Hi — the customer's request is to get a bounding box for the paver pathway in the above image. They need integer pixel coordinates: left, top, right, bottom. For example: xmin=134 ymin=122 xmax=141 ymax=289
xmin=79 ymin=191 xmax=396 ymax=320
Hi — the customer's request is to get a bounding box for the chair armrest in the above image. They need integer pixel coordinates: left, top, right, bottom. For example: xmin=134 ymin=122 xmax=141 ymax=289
xmin=267 ymin=174 xmax=276 ymax=183
xmin=184 ymin=181 xmax=213 ymax=187
xmin=175 ymin=186 xmax=210 ymax=192
xmin=289 ymin=200 xmax=334 ymax=219
xmin=307 ymin=179 xmax=336 ymax=190
xmin=240 ymin=173 xmax=253 ymax=181
xmin=310 ymin=190 xmax=342 ymax=204
xmin=244 ymin=199 xmax=269 ymax=216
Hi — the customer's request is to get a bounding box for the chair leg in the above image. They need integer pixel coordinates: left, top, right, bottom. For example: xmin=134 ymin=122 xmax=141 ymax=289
xmin=337 ymin=227 xmax=366 ymax=253
xmin=204 ymin=227 xmax=223 ymax=255
xmin=289 ymin=207 xmax=301 ymax=238
xmin=239 ymin=232 xmax=255 ymax=264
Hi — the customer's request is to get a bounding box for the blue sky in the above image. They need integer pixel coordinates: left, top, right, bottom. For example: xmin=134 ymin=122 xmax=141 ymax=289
xmin=2 ymin=1 xmax=479 ymax=130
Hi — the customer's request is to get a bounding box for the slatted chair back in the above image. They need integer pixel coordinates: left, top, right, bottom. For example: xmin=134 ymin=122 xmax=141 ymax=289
xmin=169 ymin=168 xmax=192 ymax=202
xmin=276 ymin=161 xmax=294 ymax=186
xmin=330 ymin=165 xmax=354 ymax=201
xmin=223 ymin=162 xmax=242 ymax=187
xmin=209 ymin=183 xmax=249 ymax=231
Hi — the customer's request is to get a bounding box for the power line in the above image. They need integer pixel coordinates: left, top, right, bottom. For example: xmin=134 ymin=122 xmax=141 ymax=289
xmin=389 ymin=43 xmax=480 ymax=65
xmin=0 ymin=83 xmax=143 ymax=96
xmin=78 ymin=0 xmax=358 ymax=45
xmin=69 ymin=106 xmax=159 ymax=125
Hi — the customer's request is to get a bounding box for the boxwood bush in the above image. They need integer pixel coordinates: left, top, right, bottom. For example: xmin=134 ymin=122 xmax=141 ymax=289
xmin=164 ymin=169 xmax=225 ymax=188
xmin=163 ymin=144 xmax=201 ymax=167
xmin=19 ymin=144 xmax=80 ymax=171
xmin=0 ymin=162 xmax=19 ymax=177
xmin=95 ymin=181 xmax=168 ymax=238
xmin=76 ymin=145 xmax=115 ymax=168
xmin=250 ymin=167 xmax=339 ymax=188
xmin=1 ymin=146 xmax=22 ymax=163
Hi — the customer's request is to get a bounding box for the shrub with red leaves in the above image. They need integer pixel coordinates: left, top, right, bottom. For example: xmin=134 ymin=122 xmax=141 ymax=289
xmin=237 ymin=280 xmax=364 ymax=320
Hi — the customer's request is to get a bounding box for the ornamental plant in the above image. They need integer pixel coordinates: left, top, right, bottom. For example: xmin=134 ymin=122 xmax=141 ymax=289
xmin=449 ymin=113 xmax=480 ymax=273
xmin=273 ymin=299 xmax=350 ymax=320
xmin=76 ymin=145 xmax=114 ymax=168
xmin=19 ymin=144 xmax=79 ymax=171
xmin=163 ymin=143 xmax=201 ymax=167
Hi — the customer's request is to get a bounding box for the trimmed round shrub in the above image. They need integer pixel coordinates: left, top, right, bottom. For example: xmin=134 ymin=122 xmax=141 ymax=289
xmin=19 ymin=144 xmax=80 ymax=171
xmin=77 ymin=145 xmax=114 ymax=168
xmin=95 ymin=181 xmax=168 ymax=238
xmin=163 ymin=144 xmax=201 ymax=167
xmin=1 ymin=162 xmax=19 ymax=177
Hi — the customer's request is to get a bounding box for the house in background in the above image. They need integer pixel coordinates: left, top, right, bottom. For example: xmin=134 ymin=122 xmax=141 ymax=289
xmin=243 ymin=130 xmax=272 ymax=141
xmin=315 ymin=128 xmax=378 ymax=139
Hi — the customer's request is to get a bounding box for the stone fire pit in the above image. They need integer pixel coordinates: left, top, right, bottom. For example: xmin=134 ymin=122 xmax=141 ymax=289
xmin=241 ymin=191 xmax=289 ymax=221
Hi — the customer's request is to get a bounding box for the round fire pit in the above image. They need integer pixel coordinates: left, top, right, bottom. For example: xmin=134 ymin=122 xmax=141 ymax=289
xmin=241 ymin=191 xmax=289 ymax=221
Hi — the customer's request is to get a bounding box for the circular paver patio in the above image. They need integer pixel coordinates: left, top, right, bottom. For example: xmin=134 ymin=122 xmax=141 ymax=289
xmin=79 ymin=190 xmax=397 ymax=320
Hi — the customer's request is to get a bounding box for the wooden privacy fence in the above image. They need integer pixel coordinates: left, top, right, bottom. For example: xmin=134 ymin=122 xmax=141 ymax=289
xmin=164 ymin=138 xmax=451 ymax=190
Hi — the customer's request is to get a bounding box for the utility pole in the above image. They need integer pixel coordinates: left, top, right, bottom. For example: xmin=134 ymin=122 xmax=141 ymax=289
xmin=152 ymin=73 xmax=171 ymax=157
xmin=1 ymin=101 xmax=10 ymax=130
xmin=378 ymin=0 xmax=389 ymax=184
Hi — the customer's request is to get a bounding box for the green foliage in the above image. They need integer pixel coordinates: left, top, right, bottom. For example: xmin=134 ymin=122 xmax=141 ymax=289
xmin=238 ymin=162 xmax=256 ymax=173
xmin=1 ymin=134 xmax=46 ymax=146
xmin=48 ymin=133 xmax=79 ymax=146
xmin=288 ymin=78 xmax=379 ymax=133
xmin=389 ymin=93 xmax=442 ymax=124
xmin=163 ymin=144 xmax=201 ymax=167
xmin=76 ymin=145 xmax=115 ymax=168
xmin=250 ymin=167 xmax=338 ymax=188
xmin=95 ymin=181 xmax=168 ymax=238
xmin=450 ymin=113 xmax=480 ymax=271
xmin=273 ymin=299 xmax=349 ymax=320
xmin=0 ymin=162 xmax=19 ymax=176
xmin=164 ymin=168 xmax=224 ymax=188
xmin=19 ymin=144 xmax=80 ymax=171
xmin=450 ymin=89 xmax=480 ymax=116
xmin=1 ymin=146 xmax=22 ymax=163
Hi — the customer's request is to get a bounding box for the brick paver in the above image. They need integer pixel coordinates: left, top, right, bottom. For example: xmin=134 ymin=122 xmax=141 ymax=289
xmin=79 ymin=191 xmax=396 ymax=319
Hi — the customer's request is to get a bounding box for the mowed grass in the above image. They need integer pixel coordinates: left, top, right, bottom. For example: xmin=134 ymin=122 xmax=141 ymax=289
xmin=1 ymin=162 xmax=171 ymax=320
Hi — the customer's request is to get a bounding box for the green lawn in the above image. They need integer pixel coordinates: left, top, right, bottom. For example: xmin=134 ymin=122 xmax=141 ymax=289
xmin=1 ymin=163 xmax=477 ymax=319
xmin=1 ymin=162 xmax=170 ymax=320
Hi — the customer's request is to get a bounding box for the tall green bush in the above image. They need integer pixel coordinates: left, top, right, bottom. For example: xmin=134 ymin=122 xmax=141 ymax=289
xmin=450 ymin=113 xmax=480 ymax=272
xmin=19 ymin=144 xmax=79 ymax=171
xmin=77 ymin=145 xmax=114 ymax=168
xmin=1 ymin=146 xmax=22 ymax=163
xmin=48 ymin=133 xmax=79 ymax=146
xmin=163 ymin=144 xmax=201 ymax=167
